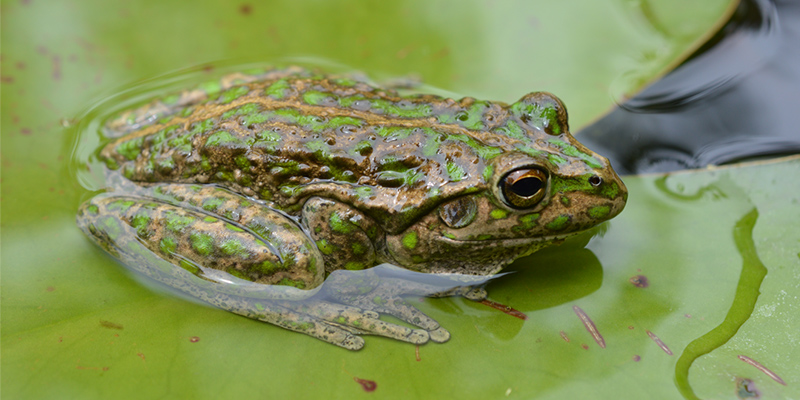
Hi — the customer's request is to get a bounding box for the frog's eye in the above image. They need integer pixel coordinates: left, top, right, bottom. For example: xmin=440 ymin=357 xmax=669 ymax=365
xmin=500 ymin=168 xmax=548 ymax=209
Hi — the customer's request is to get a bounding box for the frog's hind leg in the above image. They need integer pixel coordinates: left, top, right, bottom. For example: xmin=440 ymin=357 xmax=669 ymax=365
xmin=77 ymin=185 xmax=433 ymax=349
xmin=76 ymin=192 xmax=373 ymax=348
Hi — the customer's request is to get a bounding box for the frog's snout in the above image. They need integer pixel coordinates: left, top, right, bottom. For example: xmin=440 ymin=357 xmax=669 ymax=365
xmin=591 ymin=168 xmax=628 ymax=220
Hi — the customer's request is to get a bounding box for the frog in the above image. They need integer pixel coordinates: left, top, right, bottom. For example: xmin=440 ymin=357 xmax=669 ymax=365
xmin=77 ymin=66 xmax=627 ymax=350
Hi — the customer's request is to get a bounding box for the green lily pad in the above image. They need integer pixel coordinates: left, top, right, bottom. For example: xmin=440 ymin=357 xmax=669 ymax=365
xmin=6 ymin=1 xmax=793 ymax=399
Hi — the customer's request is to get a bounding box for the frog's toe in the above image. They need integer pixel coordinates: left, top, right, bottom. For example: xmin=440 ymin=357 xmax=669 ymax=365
xmin=337 ymin=334 xmax=365 ymax=351
xmin=405 ymin=329 xmax=430 ymax=345
xmin=428 ymin=327 xmax=450 ymax=343
xmin=377 ymin=298 xmax=442 ymax=332
xmin=245 ymin=303 xmax=367 ymax=350
xmin=460 ymin=287 xmax=488 ymax=301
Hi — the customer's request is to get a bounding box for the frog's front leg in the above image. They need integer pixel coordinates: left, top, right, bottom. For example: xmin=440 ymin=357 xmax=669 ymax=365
xmin=302 ymin=197 xmax=452 ymax=342
xmin=77 ymin=185 xmax=430 ymax=350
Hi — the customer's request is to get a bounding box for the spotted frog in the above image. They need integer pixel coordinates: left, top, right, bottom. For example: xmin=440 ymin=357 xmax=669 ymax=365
xmin=77 ymin=66 xmax=627 ymax=350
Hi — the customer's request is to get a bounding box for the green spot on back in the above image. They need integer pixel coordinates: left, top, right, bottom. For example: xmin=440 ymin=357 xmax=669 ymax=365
xmin=218 ymin=86 xmax=249 ymax=104
xmin=548 ymin=154 xmax=568 ymax=165
xmin=402 ymin=232 xmax=418 ymax=249
xmin=511 ymin=102 xmax=561 ymax=134
xmin=446 ymin=161 xmax=466 ymax=182
xmin=495 ymin=121 xmax=526 ymax=140
xmin=455 ymin=101 xmax=490 ymax=130
xmin=548 ymin=138 xmax=603 ymax=169
xmin=351 ymin=140 xmax=373 ymax=156
xmin=206 ymin=131 xmax=250 ymax=147
xmin=241 ymin=112 xmax=271 ymax=126
xmin=368 ymin=98 xmax=433 ymax=118
xmin=191 ymin=118 xmax=216 ymax=134
xmin=257 ymin=130 xmax=281 ymax=142
xmin=115 ymin=137 xmax=144 ymax=161
xmin=265 ymin=79 xmax=290 ymax=99
xmin=332 ymin=78 xmax=357 ymax=86
xmin=326 ymin=116 xmax=364 ymax=130
xmin=303 ymin=90 xmax=335 ymax=105
xmin=354 ymin=186 xmax=373 ymax=199
xmin=482 ymin=165 xmax=494 ymax=182
xmin=375 ymin=126 xmax=414 ymax=140
xmin=422 ymin=135 xmax=442 ymax=157
xmin=449 ymin=134 xmax=502 ymax=159
xmin=515 ymin=144 xmax=544 ymax=158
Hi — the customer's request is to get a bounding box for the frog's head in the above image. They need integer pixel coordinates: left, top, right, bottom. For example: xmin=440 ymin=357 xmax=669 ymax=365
xmin=384 ymin=92 xmax=627 ymax=275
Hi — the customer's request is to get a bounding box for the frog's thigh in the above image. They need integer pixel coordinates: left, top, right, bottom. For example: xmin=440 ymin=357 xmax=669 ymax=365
xmin=77 ymin=194 xmax=324 ymax=289
xmin=301 ymin=197 xmax=381 ymax=272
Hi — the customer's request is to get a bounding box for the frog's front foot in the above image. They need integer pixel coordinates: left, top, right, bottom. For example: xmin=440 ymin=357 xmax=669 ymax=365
xmin=231 ymin=296 xmax=433 ymax=351
xmin=316 ymin=266 xmax=495 ymax=346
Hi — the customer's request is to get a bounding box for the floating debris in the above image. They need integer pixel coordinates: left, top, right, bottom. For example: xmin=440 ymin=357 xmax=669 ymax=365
xmin=354 ymin=377 xmax=377 ymax=392
xmin=99 ymin=320 xmax=123 ymax=330
xmin=738 ymin=355 xmax=786 ymax=386
xmin=646 ymin=330 xmax=672 ymax=355
xmin=629 ymin=275 xmax=649 ymax=288
xmin=736 ymin=378 xmax=760 ymax=399
xmin=573 ymin=306 xmax=605 ymax=348
xmin=480 ymin=299 xmax=528 ymax=320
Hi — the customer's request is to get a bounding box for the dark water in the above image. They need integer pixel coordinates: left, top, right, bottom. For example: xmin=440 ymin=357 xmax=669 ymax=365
xmin=579 ymin=0 xmax=800 ymax=174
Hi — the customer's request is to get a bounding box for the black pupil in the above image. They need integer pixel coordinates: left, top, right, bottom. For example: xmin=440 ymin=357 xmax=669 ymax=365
xmin=511 ymin=177 xmax=542 ymax=197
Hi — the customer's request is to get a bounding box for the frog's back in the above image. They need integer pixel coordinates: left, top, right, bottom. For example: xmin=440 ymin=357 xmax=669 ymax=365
xmin=102 ymin=72 xmax=526 ymax=232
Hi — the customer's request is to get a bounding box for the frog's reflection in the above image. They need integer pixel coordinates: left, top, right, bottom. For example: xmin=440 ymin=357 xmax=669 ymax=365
xmin=415 ymin=230 xmax=604 ymax=343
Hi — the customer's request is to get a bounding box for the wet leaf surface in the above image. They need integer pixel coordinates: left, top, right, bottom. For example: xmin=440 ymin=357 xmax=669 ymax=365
xmin=6 ymin=1 xmax=799 ymax=399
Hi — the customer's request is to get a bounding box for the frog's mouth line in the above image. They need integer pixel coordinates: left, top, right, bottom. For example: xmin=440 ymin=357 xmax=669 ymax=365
xmin=438 ymin=232 xmax=578 ymax=246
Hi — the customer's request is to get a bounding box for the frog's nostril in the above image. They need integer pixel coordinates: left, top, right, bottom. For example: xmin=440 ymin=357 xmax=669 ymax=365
xmin=589 ymin=175 xmax=603 ymax=187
